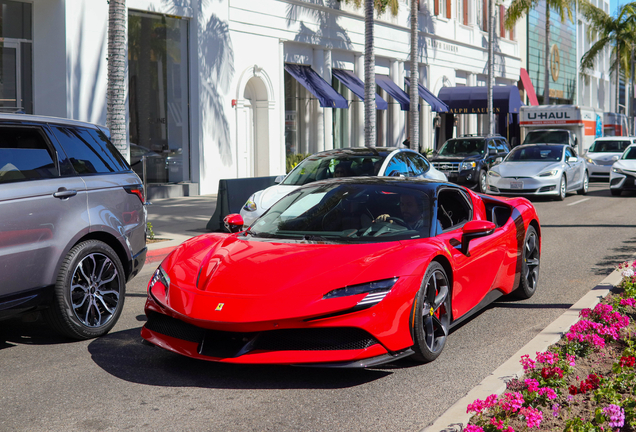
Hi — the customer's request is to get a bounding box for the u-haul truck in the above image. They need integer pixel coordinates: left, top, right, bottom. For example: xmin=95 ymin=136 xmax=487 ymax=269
xmin=519 ymin=105 xmax=604 ymax=154
xmin=603 ymin=112 xmax=629 ymax=136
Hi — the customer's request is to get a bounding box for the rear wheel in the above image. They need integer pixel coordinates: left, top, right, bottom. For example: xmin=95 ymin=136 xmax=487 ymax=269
xmin=556 ymin=176 xmax=567 ymax=201
xmin=478 ymin=170 xmax=488 ymax=193
xmin=43 ymin=240 xmax=126 ymax=340
xmin=514 ymin=225 xmax=540 ymax=299
xmin=577 ymin=171 xmax=589 ymax=195
xmin=411 ymin=262 xmax=451 ymax=363
xmin=611 ymin=188 xmax=622 ymax=196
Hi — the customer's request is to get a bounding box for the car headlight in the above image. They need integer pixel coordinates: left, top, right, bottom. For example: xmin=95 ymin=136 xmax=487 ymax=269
xmin=243 ymin=194 xmax=257 ymax=212
xmin=585 ymin=158 xmax=597 ymax=165
xmin=538 ymin=169 xmax=559 ymax=177
xmin=323 ymin=277 xmax=398 ymax=307
xmin=488 ymin=171 xmax=500 ymax=177
xmin=460 ymin=161 xmax=476 ymax=171
xmin=148 ymin=266 xmax=171 ymax=303
xmin=613 ymin=167 xmax=624 ymax=174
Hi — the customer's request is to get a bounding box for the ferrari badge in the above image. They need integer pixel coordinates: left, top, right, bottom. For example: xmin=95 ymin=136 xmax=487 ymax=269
xmin=216 ymin=303 xmax=224 ymax=311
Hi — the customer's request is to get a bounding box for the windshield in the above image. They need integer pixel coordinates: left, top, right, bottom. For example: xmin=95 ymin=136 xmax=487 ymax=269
xmin=281 ymin=154 xmax=385 ymax=186
xmin=505 ymin=145 xmax=563 ymax=162
xmin=622 ymin=147 xmax=636 ymax=160
xmin=589 ymin=140 xmax=631 ymax=153
xmin=248 ymin=182 xmax=433 ymax=243
xmin=437 ymin=139 xmax=485 ymax=157
xmin=523 ymin=130 xmax=570 ymax=144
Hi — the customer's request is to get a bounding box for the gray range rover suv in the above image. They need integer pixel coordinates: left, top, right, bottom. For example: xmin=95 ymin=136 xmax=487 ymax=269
xmin=0 ymin=114 xmax=147 ymax=339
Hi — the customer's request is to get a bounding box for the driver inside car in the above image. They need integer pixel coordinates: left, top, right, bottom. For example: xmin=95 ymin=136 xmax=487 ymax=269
xmin=374 ymin=193 xmax=428 ymax=230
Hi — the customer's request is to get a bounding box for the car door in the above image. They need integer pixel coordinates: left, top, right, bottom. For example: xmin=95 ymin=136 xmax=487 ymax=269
xmin=49 ymin=125 xmax=146 ymax=262
xmin=433 ymin=187 xmax=506 ymax=319
xmin=0 ymin=124 xmax=87 ymax=298
xmin=564 ymin=146 xmax=581 ymax=189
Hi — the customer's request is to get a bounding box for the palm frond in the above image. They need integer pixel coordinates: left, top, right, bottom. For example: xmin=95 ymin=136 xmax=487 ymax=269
xmin=504 ymin=0 xmax=535 ymax=30
xmin=580 ymin=36 xmax=610 ymax=71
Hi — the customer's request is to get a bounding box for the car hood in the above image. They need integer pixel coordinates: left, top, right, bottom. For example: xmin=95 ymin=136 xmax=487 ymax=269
xmin=160 ymin=233 xmax=434 ymax=324
xmin=587 ymin=152 xmax=622 ymax=165
xmin=492 ymin=161 xmax=562 ymax=178
xmin=256 ymin=184 xmax=300 ymax=209
xmin=613 ymin=160 xmax=636 ymax=172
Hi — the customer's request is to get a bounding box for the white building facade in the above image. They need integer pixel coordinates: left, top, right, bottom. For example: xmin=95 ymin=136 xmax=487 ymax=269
xmin=19 ymin=0 xmax=522 ymax=195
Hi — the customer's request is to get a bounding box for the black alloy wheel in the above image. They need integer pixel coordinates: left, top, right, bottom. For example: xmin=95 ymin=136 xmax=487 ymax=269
xmin=411 ymin=261 xmax=451 ymax=363
xmin=44 ymin=240 xmax=126 ymax=340
xmin=514 ymin=225 xmax=540 ymax=299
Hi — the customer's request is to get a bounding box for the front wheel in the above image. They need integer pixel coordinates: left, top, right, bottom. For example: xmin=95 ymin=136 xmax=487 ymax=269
xmin=478 ymin=170 xmax=488 ymax=193
xmin=577 ymin=171 xmax=589 ymax=195
xmin=556 ymin=176 xmax=567 ymax=201
xmin=513 ymin=225 xmax=540 ymax=299
xmin=411 ymin=262 xmax=451 ymax=363
xmin=43 ymin=240 xmax=126 ymax=340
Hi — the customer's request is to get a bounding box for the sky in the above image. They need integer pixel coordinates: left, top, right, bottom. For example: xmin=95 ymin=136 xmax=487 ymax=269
xmin=610 ymin=0 xmax=628 ymax=14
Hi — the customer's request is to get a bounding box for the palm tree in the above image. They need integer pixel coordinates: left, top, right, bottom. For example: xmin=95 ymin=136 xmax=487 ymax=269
xmin=505 ymin=0 xmax=576 ymax=105
xmin=107 ymin=0 xmax=128 ymax=159
xmin=578 ymin=1 xmax=636 ymax=113
xmin=344 ymin=0 xmax=399 ymax=146
xmin=409 ymin=0 xmax=419 ymax=151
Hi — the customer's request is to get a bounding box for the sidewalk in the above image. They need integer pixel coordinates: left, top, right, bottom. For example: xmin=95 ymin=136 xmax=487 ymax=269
xmin=144 ymin=194 xmax=218 ymax=265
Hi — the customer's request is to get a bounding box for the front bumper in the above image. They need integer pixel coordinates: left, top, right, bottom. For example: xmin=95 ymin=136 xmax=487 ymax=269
xmin=440 ymin=168 xmax=478 ymax=186
xmin=487 ymin=176 xmax=560 ymax=196
xmin=587 ymin=164 xmax=611 ymax=180
xmin=610 ymin=172 xmax=636 ymax=190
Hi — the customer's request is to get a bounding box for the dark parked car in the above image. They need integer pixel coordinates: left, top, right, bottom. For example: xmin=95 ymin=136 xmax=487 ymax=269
xmin=430 ymin=135 xmax=511 ymax=193
xmin=0 ymin=114 xmax=147 ymax=339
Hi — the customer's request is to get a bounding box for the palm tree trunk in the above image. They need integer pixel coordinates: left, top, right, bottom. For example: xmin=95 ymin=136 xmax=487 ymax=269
xmin=544 ymin=3 xmax=550 ymax=105
xmin=364 ymin=0 xmax=376 ymax=147
xmin=616 ymin=42 xmax=621 ymax=113
xmin=409 ymin=0 xmax=419 ymax=151
xmin=107 ymin=0 xmax=128 ymax=159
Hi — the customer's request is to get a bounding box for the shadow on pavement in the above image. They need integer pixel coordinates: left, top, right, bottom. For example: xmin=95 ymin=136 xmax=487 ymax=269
xmin=87 ymin=326 xmax=392 ymax=389
xmin=0 ymin=315 xmax=71 ymax=348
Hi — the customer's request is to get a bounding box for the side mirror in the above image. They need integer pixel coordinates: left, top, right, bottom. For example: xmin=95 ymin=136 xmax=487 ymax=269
xmin=274 ymin=175 xmax=285 ymax=184
xmin=612 ymin=155 xmax=620 ymax=162
xmin=494 ymin=157 xmax=503 ymax=164
xmin=223 ymin=213 xmax=244 ymax=233
xmin=461 ymin=220 xmax=495 ymax=255
xmin=567 ymin=156 xmax=578 ymax=163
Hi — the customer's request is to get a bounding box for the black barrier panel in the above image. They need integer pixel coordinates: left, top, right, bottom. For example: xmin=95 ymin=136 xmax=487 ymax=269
xmin=206 ymin=176 xmax=280 ymax=232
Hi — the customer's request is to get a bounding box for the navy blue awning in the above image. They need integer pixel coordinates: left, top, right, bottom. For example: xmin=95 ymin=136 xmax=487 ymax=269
xmin=284 ymin=64 xmax=348 ymax=109
xmin=437 ymin=85 xmax=522 ymax=114
xmin=404 ymin=78 xmax=448 ymax=113
xmin=332 ymin=69 xmax=388 ymax=110
xmin=376 ymin=75 xmax=410 ymax=111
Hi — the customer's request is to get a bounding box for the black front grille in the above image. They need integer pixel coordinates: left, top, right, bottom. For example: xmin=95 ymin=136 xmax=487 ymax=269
xmin=145 ymin=311 xmax=205 ymax=343
xmin=254 ymin=328 xmax=378 ymax=351
xmin=497 ymin=188 xmax=538 ymax=193
xmin=145 ymin=311 xmax=379 ymax=358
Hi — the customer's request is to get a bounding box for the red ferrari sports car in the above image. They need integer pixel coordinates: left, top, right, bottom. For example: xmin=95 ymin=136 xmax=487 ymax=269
xmin=142 ymin=178 xmax=540 ymax=367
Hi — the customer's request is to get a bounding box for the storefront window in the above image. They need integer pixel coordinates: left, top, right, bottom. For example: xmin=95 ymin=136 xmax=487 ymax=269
xmin=332 ymin=77 xmax=349 ymax=149
xmin=0 ymin=1 xmax=32 ymax=114
xmin=128 ymin=11 xmax=190 ymax=184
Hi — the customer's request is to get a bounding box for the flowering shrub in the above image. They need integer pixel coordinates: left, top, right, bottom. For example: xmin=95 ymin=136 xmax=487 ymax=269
xmin=466 ymin=259 xmax=636 ymax=431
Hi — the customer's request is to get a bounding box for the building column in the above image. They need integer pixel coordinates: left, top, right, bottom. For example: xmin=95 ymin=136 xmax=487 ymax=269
xmin=420 ymin=64 xmax=430 ymax=152
xmin=468 ymin=73 xmax=477 ymax=134
xmin=390 ymin=59 xmax=401 ymax=147
xmin=279 ymin=40 xmax=286 ymax=171
xmin=323 ymin=49 xmax=333 ymax=150
xmin=313 ymin=48 xmax=325 ymax=152
xmin=354 ymin=54 xmax=365 ymax=147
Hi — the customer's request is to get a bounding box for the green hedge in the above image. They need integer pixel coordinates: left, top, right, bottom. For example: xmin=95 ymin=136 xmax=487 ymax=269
xmin=286 ymin=153 xmax=311 ymax=173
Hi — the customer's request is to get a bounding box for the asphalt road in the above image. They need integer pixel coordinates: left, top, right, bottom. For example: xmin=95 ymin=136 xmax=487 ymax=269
xmin=1 ymin=184 xmax=635 ymax=432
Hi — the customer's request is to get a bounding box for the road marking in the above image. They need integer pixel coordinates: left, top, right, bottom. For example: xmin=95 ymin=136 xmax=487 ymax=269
xmin=567 ymin=198 xmax=590 ymax=206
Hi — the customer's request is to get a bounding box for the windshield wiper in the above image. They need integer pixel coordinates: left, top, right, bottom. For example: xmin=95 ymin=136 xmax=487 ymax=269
xmin=303 ymin=234 xmax=330 ymax=241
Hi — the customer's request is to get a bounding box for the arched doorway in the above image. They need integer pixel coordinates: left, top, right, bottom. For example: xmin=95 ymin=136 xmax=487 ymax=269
xmin=241 ymin=76 xmax=269 ymax=177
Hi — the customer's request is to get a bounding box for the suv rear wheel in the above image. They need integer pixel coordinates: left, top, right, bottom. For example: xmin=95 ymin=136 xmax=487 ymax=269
xmin=478 ymin=170 xmax=488 ymax=193
xmin=44 ymin=240 xmax=126 ymax=340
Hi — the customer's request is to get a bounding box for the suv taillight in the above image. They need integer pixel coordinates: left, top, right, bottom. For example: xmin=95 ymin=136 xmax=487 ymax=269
xmin=124 ymin=185 xmax=145 ymax=204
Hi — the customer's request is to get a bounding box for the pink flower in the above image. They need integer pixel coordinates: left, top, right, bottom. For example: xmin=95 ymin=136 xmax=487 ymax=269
xmin=465 ymin=425 xmax=484 ymax=432
xmin=519 ymin=406 xmax=543 ymax=428
xmin=538 ymin=387 xmax=557 ymax=400
xmin=566 ymin=354 xmax=576 ymax=366
xmin=498 ymin=392 xmax=524 ymax=412
xmin=490 ymin=418 xmax=505 ymax=429
xmin=525 ymin=379 xmax=540 ymax=392
xmin=620 ymin=298 xmax=636 ymax=307
xmin=535 ymin=351 xmax=558 ymax=365
xmin=520 ymin=354 xmax=536 ymax=371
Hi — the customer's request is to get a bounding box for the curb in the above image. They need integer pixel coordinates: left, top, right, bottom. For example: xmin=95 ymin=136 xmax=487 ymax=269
xmin=422 ymin=268 xmax=624 ymax=432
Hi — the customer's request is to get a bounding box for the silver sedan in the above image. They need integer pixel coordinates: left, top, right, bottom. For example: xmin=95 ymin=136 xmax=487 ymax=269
xmin=487 ymin=144 xmax=589 ymax=200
